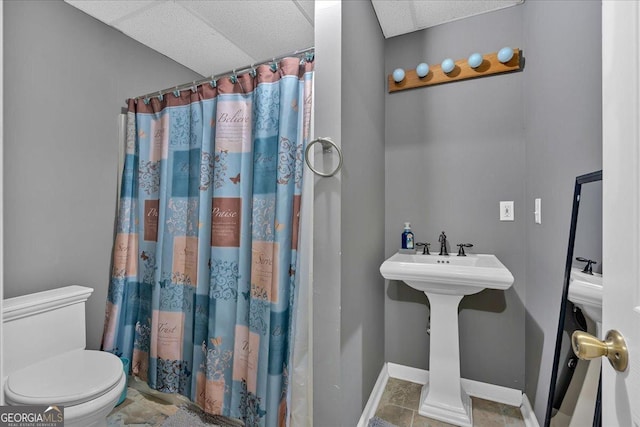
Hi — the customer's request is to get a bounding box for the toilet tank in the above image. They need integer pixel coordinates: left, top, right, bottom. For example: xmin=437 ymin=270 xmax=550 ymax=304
xmin=2 ymin=286 xmax=94 ymax=378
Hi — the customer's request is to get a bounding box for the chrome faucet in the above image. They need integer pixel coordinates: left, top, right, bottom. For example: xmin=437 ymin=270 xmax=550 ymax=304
xmin=576 ymin=257 xmax=597 ymax=275
xmin=416 ymin=242 xmax=430 ymax=255
xmin=438 ymin=231 xmax=448 ymax=256
xmin=456 ymin=243 xmax=474 ymax=256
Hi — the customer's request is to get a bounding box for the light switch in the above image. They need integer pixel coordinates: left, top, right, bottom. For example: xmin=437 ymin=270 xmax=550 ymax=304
xmin=534 ymin=198 xmax=542 ymax=224
xmin=500 ymin=201 xmax=514 ymax=221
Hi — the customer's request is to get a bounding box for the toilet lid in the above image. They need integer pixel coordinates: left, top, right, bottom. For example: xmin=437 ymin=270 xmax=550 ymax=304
xmin=4 ymin=349 xmax=123 ymax=406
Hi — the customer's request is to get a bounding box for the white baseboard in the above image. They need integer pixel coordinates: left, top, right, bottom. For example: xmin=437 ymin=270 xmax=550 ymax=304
xmin=357 ymin=364 xmax=391 ymax=427
xmin=358 ymin=362 xmax=533 ymax=427
xmin=520 ymin=393 xmax=541 ymax=427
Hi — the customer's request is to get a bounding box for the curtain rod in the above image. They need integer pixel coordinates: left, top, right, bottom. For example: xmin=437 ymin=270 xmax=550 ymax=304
xmin=134 ymin=46 xmax=315 ymax=100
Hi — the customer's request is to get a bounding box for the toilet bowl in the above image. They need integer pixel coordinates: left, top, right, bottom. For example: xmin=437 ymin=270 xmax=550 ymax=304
xmin=2 ymin=286 xmax=126 ymax=427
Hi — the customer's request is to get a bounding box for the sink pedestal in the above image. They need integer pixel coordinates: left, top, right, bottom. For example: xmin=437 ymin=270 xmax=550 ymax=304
xmin=419 ymin=292 xmax=473 ymax=427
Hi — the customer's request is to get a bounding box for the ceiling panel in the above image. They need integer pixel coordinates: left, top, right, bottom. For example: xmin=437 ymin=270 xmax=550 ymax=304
xmin=294 ymin=0 xmax=315 ymax=24
xmin=115 ymin=1 xmax=256 ymax=76
xmin=65 ymin=0 xmax=160 ymax=25
xmin=181 ymin=1 xmax=313 ymax=61
xmin=369 ymin=1 xmax=418 ymax=39
xmin=372 ymin=0 xmax=524 ymax=38
xmin=412 ymin=0 xmax=524 ymax=30
xmin=64 ymin=0 xmax=313 ymax=77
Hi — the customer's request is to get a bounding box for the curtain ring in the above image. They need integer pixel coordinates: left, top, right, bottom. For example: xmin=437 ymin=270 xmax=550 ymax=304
xmin=230 ymin=70 xmax=238 ymax=84
xmin=304 ymin=137 xmax=343 ymax=177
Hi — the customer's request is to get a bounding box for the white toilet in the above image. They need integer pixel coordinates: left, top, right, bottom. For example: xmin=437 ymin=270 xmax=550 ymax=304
xmin=3 ymin=286 xmax=126 ymax=427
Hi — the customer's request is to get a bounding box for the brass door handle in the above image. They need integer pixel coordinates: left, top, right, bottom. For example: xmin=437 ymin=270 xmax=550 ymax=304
xmin=572 ymin=329 xmax=628 ymax=372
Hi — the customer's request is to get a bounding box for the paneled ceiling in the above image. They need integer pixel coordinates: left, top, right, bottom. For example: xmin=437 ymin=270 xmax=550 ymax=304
xmin=65 ymin=0 xmax=523 ymax=77
xmin=65 ymin=0 xmax=315 ymax=76
xmin=371 ymin=0 xmax=524 ymax=38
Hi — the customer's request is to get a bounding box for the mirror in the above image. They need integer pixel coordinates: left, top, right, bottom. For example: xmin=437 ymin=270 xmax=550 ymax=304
xmin=545 ymin=170 xmax=602 ymax=427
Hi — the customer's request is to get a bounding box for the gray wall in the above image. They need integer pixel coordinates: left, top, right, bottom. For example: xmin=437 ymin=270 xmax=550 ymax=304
xmin=384 ymin=6 xmax=527 ymax=390
xmin=313 ymin=2 xmax=386 ymax=424
xmin=313 ymin=1 xmax=343 ymax=425
xmin=3 ymin=0 xmax=201 ymax=350
xmin=340 ymin=1 xmax=386 ymax=425
xmin=523 ymin=0 xmax=602 ymax=422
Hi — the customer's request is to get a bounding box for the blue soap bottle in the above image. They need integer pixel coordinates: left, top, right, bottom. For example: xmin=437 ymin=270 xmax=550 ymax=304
xmin=402 ymin=222 xmax=414 ymax=250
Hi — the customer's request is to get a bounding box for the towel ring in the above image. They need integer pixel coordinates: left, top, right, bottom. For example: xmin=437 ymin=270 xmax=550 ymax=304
xmin=304 ymin=137 xmax=343 ymax=177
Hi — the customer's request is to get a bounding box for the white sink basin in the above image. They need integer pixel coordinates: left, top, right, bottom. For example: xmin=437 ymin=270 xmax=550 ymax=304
xmin=568 ymin=267 xmax=603 ymax=324
xmin=380 ymin=251 xmax=514 ymax=426
xmin=380 ymin=252 xmax=514 ymax=295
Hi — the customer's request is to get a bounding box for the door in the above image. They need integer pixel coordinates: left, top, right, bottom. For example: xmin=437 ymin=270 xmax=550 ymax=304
xmin=602 ymin=1 xmax=639 ymax=425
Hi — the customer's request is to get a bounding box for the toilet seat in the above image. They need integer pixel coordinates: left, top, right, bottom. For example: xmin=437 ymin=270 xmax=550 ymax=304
xmin=4 ymin=349 xmax=123 ymax=407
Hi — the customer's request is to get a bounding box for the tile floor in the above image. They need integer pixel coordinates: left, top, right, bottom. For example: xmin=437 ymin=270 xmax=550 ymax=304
xmin=107 ymin=377 xmax=244 ymax=427
xmin=107 ymin=386 xmax=177 ymax=427
xmin=109 ymin=376 xmax=524 ymax=427
xmin=374 ymin=378 xmax=525 ymax=427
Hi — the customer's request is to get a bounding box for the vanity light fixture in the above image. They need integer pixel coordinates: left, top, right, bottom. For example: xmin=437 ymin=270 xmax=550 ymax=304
xmin=388 ymin=47 xmax=523 ymax=93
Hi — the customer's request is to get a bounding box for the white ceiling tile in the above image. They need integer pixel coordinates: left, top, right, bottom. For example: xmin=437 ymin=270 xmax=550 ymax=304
xmin=181 ymin=1 xmax=314 ymax=61
xmin=293 ymin=0 xmax=315 ymax=24
xmin=412 ymin=0 xmax=523 ymax=29
xmin=64 ymin=0 xmax=161 ymax=25
xmin=373 ymin=0 xmax=524 ymax=39
xmin=371 ymin=0 xmax=418 ymax=38
xmin=115 ymin=2 xmax=256 ymax=76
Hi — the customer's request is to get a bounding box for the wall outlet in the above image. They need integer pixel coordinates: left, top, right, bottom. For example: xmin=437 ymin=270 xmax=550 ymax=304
xmin=500 ymin=201 xmax=514 ymax=221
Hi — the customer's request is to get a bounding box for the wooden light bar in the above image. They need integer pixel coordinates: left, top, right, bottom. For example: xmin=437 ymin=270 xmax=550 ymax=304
xmin=388 ymin=49 xmax=523 ymax=93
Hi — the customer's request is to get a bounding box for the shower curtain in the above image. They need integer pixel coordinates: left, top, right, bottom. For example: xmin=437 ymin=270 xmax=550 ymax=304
xmin=102 ymin=57 xmax=314 ymax=427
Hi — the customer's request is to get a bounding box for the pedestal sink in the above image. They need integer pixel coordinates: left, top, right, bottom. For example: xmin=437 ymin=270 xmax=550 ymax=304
xmin=568 ymin=267 xmax=603 ymax=335
xmin=380 ymin=252 xmax=514 ymax=427
xmin=566 ymin=267 xmax=603 ymax=427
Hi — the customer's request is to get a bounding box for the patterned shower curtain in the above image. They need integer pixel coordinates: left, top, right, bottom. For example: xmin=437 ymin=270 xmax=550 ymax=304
xmin=102 ymin=57 xmax=314 ymax=427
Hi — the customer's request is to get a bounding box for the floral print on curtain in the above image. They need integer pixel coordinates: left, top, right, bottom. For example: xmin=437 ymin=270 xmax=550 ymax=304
xmin=102 ymin=57 xmax=314 ymax=427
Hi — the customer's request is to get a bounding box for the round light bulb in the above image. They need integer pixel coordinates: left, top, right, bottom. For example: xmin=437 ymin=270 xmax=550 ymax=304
xmin=468 ymin=53 xmax=483 ymax=69
xmin=392 ymin=68 xmax=405 ymax=83
xmin=497 ymin=47 xmax=515 ymax=63
xmin=441 ymin=58 xmax=455 ymax=74
xmin=416 ymin=63 xmax=430 ymax=78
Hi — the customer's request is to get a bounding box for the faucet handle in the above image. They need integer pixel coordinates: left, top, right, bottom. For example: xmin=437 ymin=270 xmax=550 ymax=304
xmin=456 ymin=243 xmax=474 ymax=256
xmin=575 ymin=257 xmax=597 ymax=275
xmin=416 ymin=242 xmax=430 ymax=255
